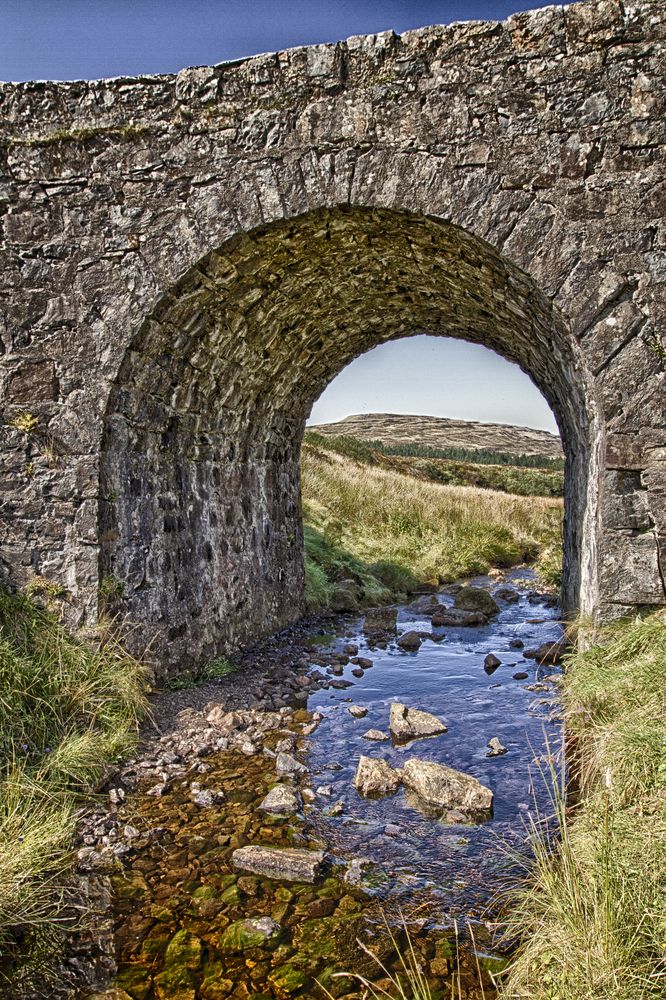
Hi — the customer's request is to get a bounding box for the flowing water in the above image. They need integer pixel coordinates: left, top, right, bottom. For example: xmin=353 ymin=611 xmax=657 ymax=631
xmin=306 ymin=569 xmax=564 ymax=924
xmin=108 ymin=570 xmax=564 ymax=999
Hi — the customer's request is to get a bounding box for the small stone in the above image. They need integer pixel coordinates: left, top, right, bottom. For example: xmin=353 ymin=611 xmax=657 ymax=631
xmin=344 ymin=858 xmax=372 ymax=885
xmin=362 ymin=728 xmax=388 ymax=741
xmin=431 ymin=607 xmax=487 ymax=627
xmin=316 ymin=784 xmax=333 ymax=797
xmin=352 ymin=755 xmax=402 ymax=797
xmin=145 ymin=782 xmax=167 ymax=797
xmin=356 ymin=657 xmax=373 ymax=668
xmin=484 ymin=653 xmax=502 ymax=674
xmin=343 ymin=643 xmax=359 ymax=655
xmin=258 ymin=785 xmax=302 ymax=815
xmin=351 ymin=667 xmax=364 ymax=678
xmin=486 ymin=737 xmax=508 ymax=757
xmin=510 ymin=638 xmax=525 ymax=649
xmin=389 ymin=702 xmax=447 ymax=742
xmin=218 ymin=916 xmax=281 ymax=952
xmin=276 ymin=752 xmax=306 ymax=776
xmin=396 ymin=630 xmax=422 ymax=651
xmin=325 ymin=799 xmax=345 ymax=816
xmin=513 ymin=671 xmax=529 ymax=680
xmin=348 ymin=705 xmax=368 ymax=718
xmin=384 ymin=823 xmax=402 ymax=837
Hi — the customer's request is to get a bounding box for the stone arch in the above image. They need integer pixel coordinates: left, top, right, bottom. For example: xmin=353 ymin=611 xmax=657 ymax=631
xmin=99 ymin=205 xmax=600 ymax=671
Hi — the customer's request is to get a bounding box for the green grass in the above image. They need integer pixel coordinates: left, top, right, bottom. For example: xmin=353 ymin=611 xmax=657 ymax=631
xmin=303 ymin=433 xmax=563 ymax=498
xmin=500 ymin=613 xmax=666 ymax=1000
xmin=0 ymin=588 xmax=148 ymax=987
xmin=301 ymin=437 xmax=562 ymax=609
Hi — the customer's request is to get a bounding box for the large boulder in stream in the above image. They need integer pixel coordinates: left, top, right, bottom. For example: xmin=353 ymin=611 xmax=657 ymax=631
xmin=363 ymin=606 xmax=398 ymax=638
xmin=353 ymin=755 xmax=402 ymax=797
xmin=431 ymin=607 xmax=487 ymax=627
xmin=389 ymin=703 xmax=447 ymax=742
xmin=232 ymin=846 xmax=326 ymax=883
xmin=454 ymin=587 xmax=500 ymax=617
xmin=402 ymin=759 xmax=493 ymax=818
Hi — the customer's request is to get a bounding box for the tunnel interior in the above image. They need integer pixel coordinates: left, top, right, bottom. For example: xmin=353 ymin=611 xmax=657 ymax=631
xmin=99 ymin=206 xmax=597 ymax=673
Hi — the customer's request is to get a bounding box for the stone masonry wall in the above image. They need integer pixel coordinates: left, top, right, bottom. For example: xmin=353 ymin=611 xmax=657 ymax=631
xmin=0 ymin=0 xmax=664 ymax=673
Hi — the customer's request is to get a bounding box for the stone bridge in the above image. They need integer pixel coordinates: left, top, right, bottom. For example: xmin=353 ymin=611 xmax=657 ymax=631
xmin=1 ymin=0 xmax=664 ymax=673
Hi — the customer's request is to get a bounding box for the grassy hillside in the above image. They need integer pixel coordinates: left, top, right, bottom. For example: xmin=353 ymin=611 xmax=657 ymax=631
xmin=305 ymin=431 xmax=564 ymax=498
xmin=501 ymin=613 xmax=666 ymax=1000
xmin=309 ymin=412 xmax=563 ymax=459
xmin=301 ymin=434 xmax=563 ymax=610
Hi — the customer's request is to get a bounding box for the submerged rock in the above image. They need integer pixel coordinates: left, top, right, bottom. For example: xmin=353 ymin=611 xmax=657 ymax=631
xmin=389 ymin=702 xmax=447 ymax=742
xmin=353 ymin=755 xmax=401 ymax=797
xmin=231 ymin=846 xmax=326 ymax=883
xmin=258 ymin=785 xmax=302 ymax=815
xmin=218 ymin=916 xmax=281 ymax=952
xmin=431 ymin=607 xmax=487 ymax=627
xmin=402 ymin=759 xmax=493 ymax=817
xmin=494 ymin=586 xmax=520 ymax=603
xmin=454 ymin=587 xmax=500 ymax=617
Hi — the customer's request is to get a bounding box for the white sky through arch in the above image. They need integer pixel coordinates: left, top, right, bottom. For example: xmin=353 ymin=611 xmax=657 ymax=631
xmin=308 ymin=335 xmax=559 ymax=434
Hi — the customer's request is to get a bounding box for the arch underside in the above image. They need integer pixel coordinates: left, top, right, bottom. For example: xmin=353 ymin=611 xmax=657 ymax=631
xmin=100 ymin=207 xmax=597 ymax=673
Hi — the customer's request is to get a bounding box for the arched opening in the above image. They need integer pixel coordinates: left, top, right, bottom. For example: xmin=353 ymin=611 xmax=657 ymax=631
xmin=99 ymin=206 xmax=599 ymax=673
xmin=300 ymin=335 xmax=565 ymax=614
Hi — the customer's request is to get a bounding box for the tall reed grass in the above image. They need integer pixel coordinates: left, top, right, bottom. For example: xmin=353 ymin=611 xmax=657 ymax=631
xmin=0 ymin=588 xmax=147 ymax=983
xmin=500 ymin=613 xmax=666 ymax=1000
xmin=301 ymin=440 xmax=562 ymax=607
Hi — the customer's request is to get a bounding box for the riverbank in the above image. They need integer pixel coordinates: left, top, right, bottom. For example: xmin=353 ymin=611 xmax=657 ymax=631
xmin=499 ymin=612 xmax=666 ymax=1000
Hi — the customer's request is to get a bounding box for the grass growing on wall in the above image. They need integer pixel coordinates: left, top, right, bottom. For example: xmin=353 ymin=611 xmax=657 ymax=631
xmin=0 ymin=589 xmax=147 ymax=988
xmin=500 ymin=613 xmax=666 ymax=1000
xmin=301 ymin=436 xmax=562 ymax=609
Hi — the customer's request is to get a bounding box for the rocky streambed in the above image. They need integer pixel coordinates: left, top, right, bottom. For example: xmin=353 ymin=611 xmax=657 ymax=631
xmin=77 ymin=570 xmax=565 ymax=1000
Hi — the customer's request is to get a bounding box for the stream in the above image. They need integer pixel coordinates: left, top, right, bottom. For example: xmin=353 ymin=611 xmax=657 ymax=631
xmin=104 ymin=570 xmax=564 ymax=1000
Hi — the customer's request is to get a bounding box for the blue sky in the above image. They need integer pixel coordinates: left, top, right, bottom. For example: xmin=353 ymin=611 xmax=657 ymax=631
xmin=2 ymin=0 xmax=559 ymax=434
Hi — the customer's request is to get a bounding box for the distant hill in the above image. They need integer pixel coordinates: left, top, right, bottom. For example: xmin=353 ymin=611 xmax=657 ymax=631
xmin=308 ymin=413 xmax=563 ymax=461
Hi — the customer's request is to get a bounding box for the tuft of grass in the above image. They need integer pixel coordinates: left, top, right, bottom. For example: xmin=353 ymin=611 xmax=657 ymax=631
xmin=301 ymin=438 xmax=562 ymax=606
xmin=0 ymin=588 xmax=148 ymax=979
xmin=500 ymin=613 xmax=666 ymax=1000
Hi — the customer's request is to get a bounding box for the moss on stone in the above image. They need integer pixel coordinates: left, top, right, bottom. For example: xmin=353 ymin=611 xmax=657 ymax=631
xmin=164 ymin=929 xmax=203 ymax=970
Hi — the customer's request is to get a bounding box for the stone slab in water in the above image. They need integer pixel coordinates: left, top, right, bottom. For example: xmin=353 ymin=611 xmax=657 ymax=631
xmin=402 ymin=759 xmax=493 ymax=817
xmin=389 ymin=702 xmax=448 ymax=741
xmin=232 ymin=846 xmax=326 ymax=883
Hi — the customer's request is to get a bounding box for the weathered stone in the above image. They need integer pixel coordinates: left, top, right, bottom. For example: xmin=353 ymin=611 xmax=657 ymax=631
xmin=363 ymin=607 xmax=398 ymax=637
xmin=523 ymin=640 xmax=569 ymax=665
xmin=389 ymin=702 xmax=448 ymax=742
xmin=486 ymin=737 xmax=508 ymax=757
xmin=402 ymin=759 xmax=493 ymax=817
xmin=454 ymin=588 xmax=500 ymax=617
xmin=431 ymin=608 xmax=487 ymax=627
xmin=348 ymin=705 xmax=368 ymax=718
xmin=275 ymin=752 xmax=306 ymax=776
xmin=483 ymin=653 xmax=502 ymax=674
xmin=231 ymin=846 xmax=326 ymax=883
xmin=258 ymin=785 xmax=302 ymax=815
xmin=396 ymin=631 xmax=422 ymax=651
xmin=362 ymin=729 xmax=389 ymax=742
xmin=352 ymin=755 xmax=402 ymax=797
xmin=1 ymin=0 xmax=664 ymax=678
xmin=218 ymin=916 xmax=281 ymax=952
xmin=493 ymin=586 xmax=520 ymax=603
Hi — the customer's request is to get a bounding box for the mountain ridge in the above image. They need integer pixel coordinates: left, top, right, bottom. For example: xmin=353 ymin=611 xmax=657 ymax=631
xmin=307 ymin=413 xmax=563 ymax=460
